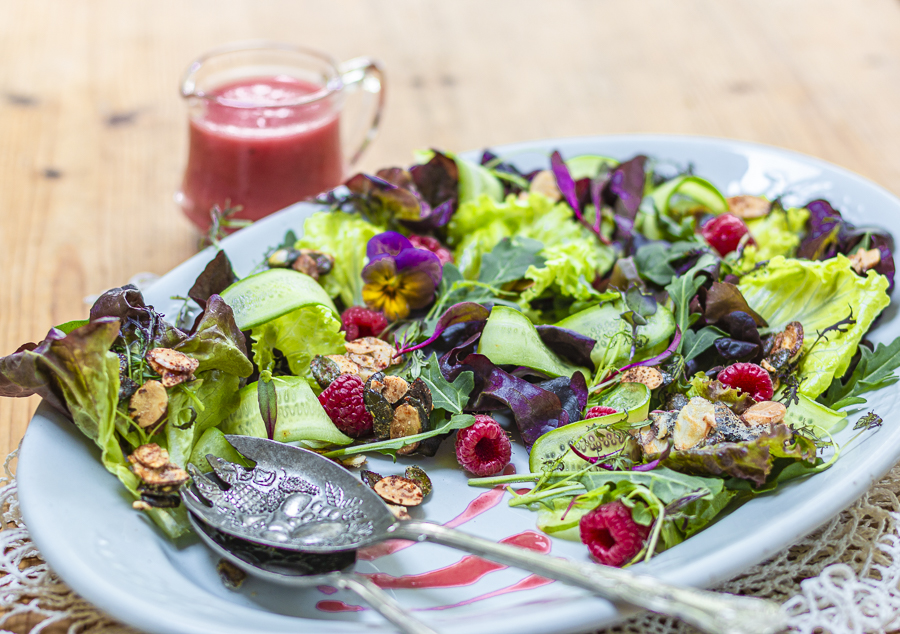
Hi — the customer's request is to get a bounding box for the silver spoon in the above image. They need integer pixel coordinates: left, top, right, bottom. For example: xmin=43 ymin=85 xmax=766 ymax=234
xmin=182 ymin=435 xmax=788 ymax=634
xmin=186 ymin=511 xmax=439 ymax=634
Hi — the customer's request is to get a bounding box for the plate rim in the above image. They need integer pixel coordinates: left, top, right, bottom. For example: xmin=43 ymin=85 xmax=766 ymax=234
xmin=17 ymin=132 xmax=900 ymax=634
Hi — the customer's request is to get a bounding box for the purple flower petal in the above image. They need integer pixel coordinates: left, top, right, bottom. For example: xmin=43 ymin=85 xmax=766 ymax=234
xmin=394 ymin=247 xmax=443 ymax=287
xmin=361 ymin=256 xmax=397 ymax=285
xmin=367 ymin=231 xmax=413 ymax=259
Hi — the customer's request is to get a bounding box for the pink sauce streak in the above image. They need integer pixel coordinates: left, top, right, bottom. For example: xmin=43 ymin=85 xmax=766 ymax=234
xmin=425 ymin=574 xmax=554 ymax=611
xmin=316 ymin=600 xmax=365 ymax=613
xmin=362 ymin=531 xmax=550 ymax=589
xmin=316 ymin=585 xmax=338 ymax=595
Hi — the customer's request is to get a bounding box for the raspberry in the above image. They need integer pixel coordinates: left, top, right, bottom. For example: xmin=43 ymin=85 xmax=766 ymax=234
xmin=455 ymin=415 xmax=512 ymax=476
xmin=585 ymin=406 xmax=620 ymax=419
xmin=717 ymin=362 xmax=773 ymax=401
xmin=700 ymin=213 xmax=753 ymax=256
xmin=341 ymin=306 xmax=388 ymax=341
xmin=317 ymin=374 xmax=373 ymax=438
xmin=579 ymin=501 xmax=650 ymax=567
xmin=408 ymin=234 xmax=454 ymax=265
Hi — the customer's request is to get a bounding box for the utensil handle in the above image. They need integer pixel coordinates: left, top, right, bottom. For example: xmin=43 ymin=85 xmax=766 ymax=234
xmin=391 ymin=520 xmax=786 ymax=634
xmin=339 ymin=574 xmax=439 ymax=634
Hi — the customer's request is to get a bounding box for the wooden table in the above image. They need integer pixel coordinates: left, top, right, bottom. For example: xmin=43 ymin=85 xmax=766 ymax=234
xmin=2 ymin=0 xmax=900 ymax=629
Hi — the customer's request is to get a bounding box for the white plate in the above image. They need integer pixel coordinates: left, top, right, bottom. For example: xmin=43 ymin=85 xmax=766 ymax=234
xmin=17 ymin=135 xmax=900 ymax=634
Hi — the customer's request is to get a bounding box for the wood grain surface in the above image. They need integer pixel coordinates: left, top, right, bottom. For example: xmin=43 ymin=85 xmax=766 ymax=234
xmin=2 ymin=0 xmax=900 ymax=629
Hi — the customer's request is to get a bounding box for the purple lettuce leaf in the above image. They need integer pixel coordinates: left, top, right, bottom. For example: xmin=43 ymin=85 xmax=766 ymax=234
xmin=550 ymin=151 xmax=584 ymax=224
xmin=189 ymin=250 xmax=237 ymax=310
xmin=463 ymin=353 xmax=569 ymax=449
xmin=797 ymin=199 xmax=844 ymax=260
xmin=606 ymin=155 xmax=647 ymax=218
xmin=534 ymin=325 xmax=596 ymax=369
xmin=398 ymin=302 xmax=490 ymax=355
xmin=410 ymin=151 xmax=459 ymax=208
xmin=536 ymin=371 xmax=588 ymax=425
xmin=869 ymin=234 xmax=896 ymax=292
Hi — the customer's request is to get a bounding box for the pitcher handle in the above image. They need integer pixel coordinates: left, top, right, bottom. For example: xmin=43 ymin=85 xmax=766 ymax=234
xmin=338 ymin=56 xmax=386 ymax=167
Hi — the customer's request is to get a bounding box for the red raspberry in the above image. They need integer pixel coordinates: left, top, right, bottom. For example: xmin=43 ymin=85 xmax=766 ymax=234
xmin=317 ymin=374 xmax=373 ymax=438
xmin=585 ymin=406 xmax=620 ymax=419
xmin=408 ymin=234 xmax=454 ymax=265
xmin=341 ymin=306 xmax=388 ymax=341
xmin=717 ymin=362 xmax=773 ymax=401
xmin=579 ymin=501 xmax=650 ymax=567
xmin=455 ymin=415 xmax=512 ymax=476
xmin=700 ymin=213 xmax=753 ymax=256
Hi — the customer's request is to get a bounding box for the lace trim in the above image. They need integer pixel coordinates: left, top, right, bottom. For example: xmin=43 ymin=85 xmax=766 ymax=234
xmin=2 ymin=449 xmax=899 ymax=633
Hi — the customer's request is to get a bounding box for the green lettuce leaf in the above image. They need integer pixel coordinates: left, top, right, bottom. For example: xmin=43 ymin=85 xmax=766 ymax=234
xmin=447 ymin=192 xmax=614 ymax=281
xmin=295 ymin=211 xmax=382 ymax=307
xmin=251 ymin=304 xmax=347 ymax=386
xmin=662 ymin=424 xmax=818 ymax=487
xmin=739 ymin=206 xmax=809 ymax=270
xmin=820 ymin=336 xmax=900 ymax=410
xmin=521 ymin=240 xmax=614 ymax=307
xmin=738 ymin=255 xmax=890 ymax=397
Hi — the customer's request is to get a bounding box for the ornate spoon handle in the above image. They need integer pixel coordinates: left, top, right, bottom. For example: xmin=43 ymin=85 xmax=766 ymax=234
xmin=390 ymin=520 xmax=786 ymax=634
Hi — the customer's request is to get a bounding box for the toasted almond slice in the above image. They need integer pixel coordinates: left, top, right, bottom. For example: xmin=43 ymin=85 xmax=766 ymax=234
xmin=741 ymin=401 xmax=787 ymax=426
xmin=325 ymin=355 xmax=361 ymax=375
xmin=146 ymin=348 xmax=199 ymax=374
xmin=382 ymin=375 xmax=410 ymax=404
xmin=374 ymin=476 xmax=424 ymax=506
xmin=620 ymin=366 xmax=665 ymax=390
xmin=726 ymin=195 xmax=771 ymax=219
xmin=673 ymin=397 xmax=716 ymax=451
xmin=129 ymin=442 xmax=170 ymax=469
xmin=128 ymin=380 xmax=168 ymax=428
xmin=529 ymin=170 xmax=562 ymax=202
xmin=849 ymin=247 xmax=881 ymax=274
xmin=387 ymin=504 xmax=411 ymax=520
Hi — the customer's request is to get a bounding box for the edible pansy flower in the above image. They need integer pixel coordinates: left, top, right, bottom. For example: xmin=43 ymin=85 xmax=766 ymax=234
xmin=361 ymin=232 xmax=442 ymax=321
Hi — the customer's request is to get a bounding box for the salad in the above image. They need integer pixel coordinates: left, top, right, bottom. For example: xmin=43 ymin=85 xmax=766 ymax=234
xmin=2 ymin=147 xmax=898 ymax=570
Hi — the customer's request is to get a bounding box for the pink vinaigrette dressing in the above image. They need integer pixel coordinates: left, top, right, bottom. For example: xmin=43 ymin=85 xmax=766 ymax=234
xmin=317 ymin=465 xmax=556 ymax=613
xmin=180 ymin=76 xmax=343 ymax=231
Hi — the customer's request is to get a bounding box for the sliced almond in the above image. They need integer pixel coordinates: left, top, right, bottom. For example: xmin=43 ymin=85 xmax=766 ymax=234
xmin=291 ymin=252 xmax=320 ymax=280
xmin=620 ymin=366 xmax=664 ymax=390
xmin=132 ymin=500 xmax=153 ymax=511
xmin=387 ymin=504 xmax=411 ymax=520
xmin=673 ymin=397 xmax=716 ymax=451
xmin=345 ymin=337 xmax=400 ymax=370
xmin=129 ymin=442 xmax=170 ymax=469
xmin=849 ymin=247 xmax=881 ymax=275
xmin=338 ymin=454 xmax=367 ymax=469
xmin=382 ymin=375 xmax=410 ymax=404
xmin=374 ymin=476 xmax=424 ymax=506
xmin=727 ymin=195 xmax=771 ymax=219
xmin=529 ymin=170 xmax=562 ymax=202
xmin=741 ymin=401 xmax=786 ymax=426
xmin=146 ymin=348 xmax=199 ymax=374
xmin=128 ymin=380 xmax=168 ymax=428
xmin=325 ymin=355 xmax=361 ymax=375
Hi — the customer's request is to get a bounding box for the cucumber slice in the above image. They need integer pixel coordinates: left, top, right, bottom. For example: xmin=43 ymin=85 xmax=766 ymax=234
xmin=456 ymin=154 xmax=504 ymax=203
xmin=188 ymin=428 xmax=251 ymax=473
xmin=220 ymin=268 xmax=337 ymax=331
xmin=477 ymin=306 xmax=589 ymax=379
xmin=564 ymin=155 xmax=618 ymax=180
xmin=218 ymin=376 xmax=353 ymax=445
xmin=648 ymin=175 xmax=728 ymax=217
xmin=591 ymin=381 xmax=651 ymax=415
xmin=556 ymin=301 xmax=675 ymax=369
xmin=529 ymin=382 xmax=650 ymax=473
xmin=784 ymin=394 xmax=848 ymax=433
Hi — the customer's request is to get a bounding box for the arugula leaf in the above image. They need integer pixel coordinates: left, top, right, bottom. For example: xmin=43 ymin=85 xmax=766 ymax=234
xmin=820 ymin=337 xmax=900 ymax=410
xmin=420 ymin=353 xmax=475 ymax=414
xmin=681 ymin=326 xmax=727 ymax=361
xmin=665 ymin=271 xmax=704 ymax=354
xmin=478 ymin=237 xmax=545 ymax=285
xmin=578 ymin=467 xmax=724 ymax=504
xmin=322 ymin=413 xmax=475 ymax=458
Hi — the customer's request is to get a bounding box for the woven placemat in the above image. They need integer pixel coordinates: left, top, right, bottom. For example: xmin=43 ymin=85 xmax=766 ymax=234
xmin=2 ymin=448 xmax=898 ymax=634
